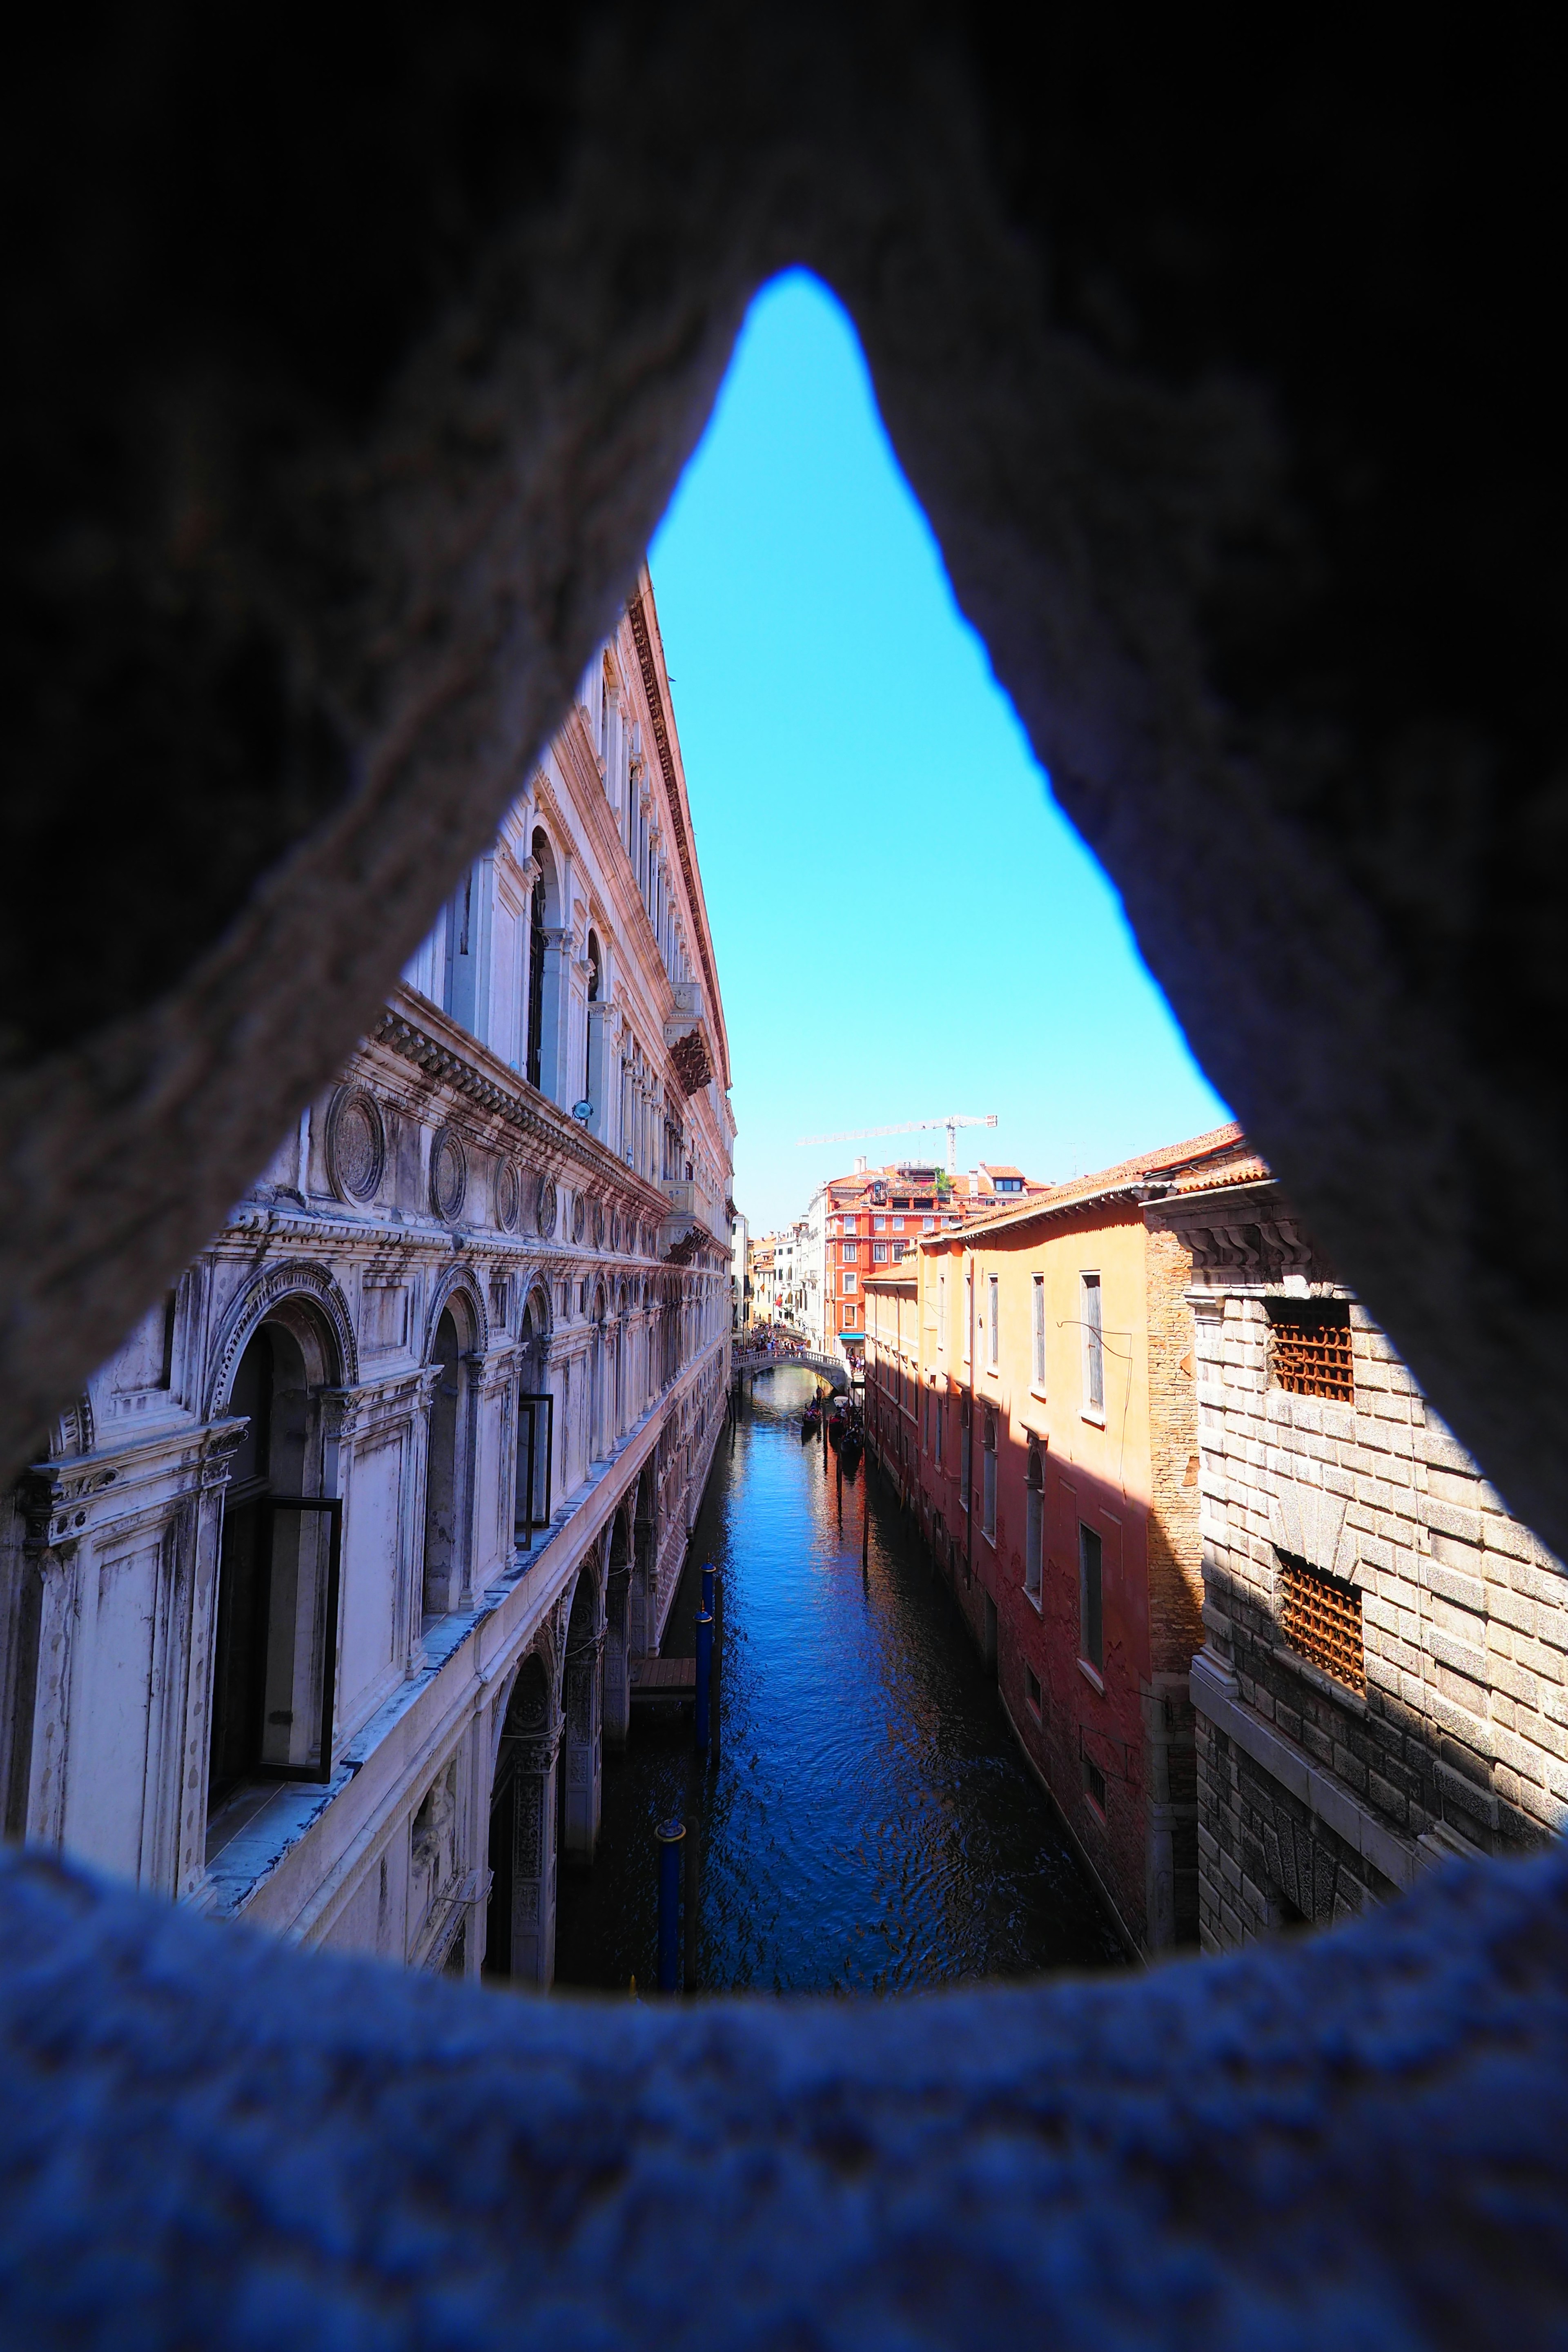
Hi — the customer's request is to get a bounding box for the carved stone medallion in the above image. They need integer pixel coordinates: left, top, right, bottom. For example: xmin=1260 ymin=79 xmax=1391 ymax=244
xmin=429 ymin=1125 xmax=467 ymax=1223
xmin=593 ymin=1201 xmax=606 ymax=1250
xmin=495 ymin=1158 xmax=521 ymax=1234
xmin=536 ymin=1174 xmax=559 ymax=1239
xmin=326 ymin=1084 xmax=386 ymax=1205
xmin=572 ymin=1191 xmax=586 ymax=1244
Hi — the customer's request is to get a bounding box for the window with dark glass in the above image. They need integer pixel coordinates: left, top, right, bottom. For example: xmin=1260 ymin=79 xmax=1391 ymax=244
xmin=1079 ymin=1522 xmax=1103 ymax=1670
xmin=1025 ymin=1447 xmax=1043 ymax=1601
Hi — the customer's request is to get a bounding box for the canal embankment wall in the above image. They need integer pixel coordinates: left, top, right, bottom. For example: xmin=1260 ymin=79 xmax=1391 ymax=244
xmin=862 ymin=1426 xmax=1145 ymax=1965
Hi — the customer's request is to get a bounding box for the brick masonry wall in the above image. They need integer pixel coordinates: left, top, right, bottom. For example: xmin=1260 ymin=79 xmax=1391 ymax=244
xmin=1144 ymin=1224 xmax=1204 ymax=1679
xmin=1172 ymin=1196 xmax=1568 ymax=1951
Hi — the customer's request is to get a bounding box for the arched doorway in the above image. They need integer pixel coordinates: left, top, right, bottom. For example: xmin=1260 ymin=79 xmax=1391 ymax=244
xmin=422 ymin=1307 xmax=461 ymax=1619
xmin=483 ymin=1650 xmax=559 ymax=1988
xmin=209 ymin=1307 xmax=342 ymax=1825
xmin=560 ymin=1567 xmax=603 ymax=1863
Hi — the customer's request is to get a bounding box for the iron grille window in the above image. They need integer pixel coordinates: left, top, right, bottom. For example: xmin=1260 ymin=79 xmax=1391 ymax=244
xmin=1279 ymin=1554 xmax=1364 ymax=1692
xmin=1267 ymin=1301 xmax=1354 ymax=1402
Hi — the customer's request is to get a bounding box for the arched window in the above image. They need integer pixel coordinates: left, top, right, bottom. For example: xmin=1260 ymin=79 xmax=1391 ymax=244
xmin=584 ymin=929 xmax=601 ymax=1102
xmin=210 ymin=1312 xmax=342 ymax=1817
xmin=422 ymin=1309 xmax=461 ymax=1619
xmin=1025 ymin=1445 xmax=1044 ymax=1604
xmin=526 ymin=829 xmax=549 ymax=1091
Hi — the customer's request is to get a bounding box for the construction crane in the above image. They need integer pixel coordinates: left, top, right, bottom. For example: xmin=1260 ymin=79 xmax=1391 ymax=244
xmin=795 ymin=1113 xmax=998 ymax=1178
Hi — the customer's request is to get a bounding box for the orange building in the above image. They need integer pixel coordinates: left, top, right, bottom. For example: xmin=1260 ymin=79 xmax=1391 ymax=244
xmin=865 ymin=1123 xmax=1247 ymax=1957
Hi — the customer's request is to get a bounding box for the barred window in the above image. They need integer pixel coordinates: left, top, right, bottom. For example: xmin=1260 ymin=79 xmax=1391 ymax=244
xmin=1267 ymin=1300 xmax=1354 ymax=1402
xmin=1278 ymin=1554 xmax=1364 ymax=1693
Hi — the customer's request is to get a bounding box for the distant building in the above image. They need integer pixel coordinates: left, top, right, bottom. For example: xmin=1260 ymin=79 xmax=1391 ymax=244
xmin=746 ymin=1235 xmax=776 ymax=1326
xmin=960 ymin=1163 xmax=1048 ymax=1202
xmin=807 ymin=1159 xmax=971 ymax=1368
xmin=731 ymin=1209 xmax=749 ymax=1331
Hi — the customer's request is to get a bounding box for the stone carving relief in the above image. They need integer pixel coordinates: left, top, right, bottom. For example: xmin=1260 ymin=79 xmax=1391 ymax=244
xmin=325 ymin=1084 xmax=386 ymax=1205
xmin=1185 ymin=1214 xmax=1318 ymax=1281
xmin=536 ymin=1176 xmax=558 ymax=1240
xmin=668 ymin=1026 xmax=713 ymax=1097
xmin=494 ymin=1158 xmax=521 ymax=1234
xmin=1270 ymin=1483 xmax=1354 ymax=1582
xmin=428 ymin=1126 xmax=468 ymax=1224
xmin=593 ymin=1202 xmax=606 ymax=1250
xmin=51 ymin=1392 xmax=96 ymax=1459
xmin=572 ymin=1192 xmax=586 ymax=1244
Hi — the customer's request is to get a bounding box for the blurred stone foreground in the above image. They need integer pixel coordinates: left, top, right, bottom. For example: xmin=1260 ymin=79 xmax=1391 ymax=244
xmin=2 ymin=1842 xmax=1566 ymax=2345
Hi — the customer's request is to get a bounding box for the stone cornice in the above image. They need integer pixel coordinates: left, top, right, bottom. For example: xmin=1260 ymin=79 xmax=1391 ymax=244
xmin=626 ymin=586 xmax=731 ymax=1089
xmin=373 ymin=987 xmax=668 ymax=1218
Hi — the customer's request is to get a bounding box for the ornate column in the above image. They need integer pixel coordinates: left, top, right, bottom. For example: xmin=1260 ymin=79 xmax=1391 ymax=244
xmin=603 ymin=1565 xmax=631 ymax=1750
xmin=505 ymin=1722 xmax=564 ymax=1987
xmin=6 ymin=1472 xmax=81 ymax=1853
xmin=561 ymin=1625 xmax=605 ymax=1864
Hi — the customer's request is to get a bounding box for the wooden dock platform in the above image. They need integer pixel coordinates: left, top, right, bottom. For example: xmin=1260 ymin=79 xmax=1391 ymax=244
xmin=629 ymin=1656 xmax=696 ymax=1703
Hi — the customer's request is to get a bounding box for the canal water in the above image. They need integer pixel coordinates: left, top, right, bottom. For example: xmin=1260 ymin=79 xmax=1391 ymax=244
xmin=555 ymin=1364 xmax=1127 ymax=1993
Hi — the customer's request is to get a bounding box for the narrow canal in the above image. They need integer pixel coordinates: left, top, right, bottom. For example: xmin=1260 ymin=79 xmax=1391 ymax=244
xmin=555 ymin=1363 xmax=1127 ymax=1993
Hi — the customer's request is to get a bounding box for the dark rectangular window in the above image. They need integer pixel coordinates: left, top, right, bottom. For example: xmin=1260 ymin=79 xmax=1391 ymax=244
xmin=1279 ymin=1552 xmax=1364 ymax=1692
xmin=1083 ymin=1757 xmax=1106 ymax=1813
xmin=1079 ymin=1523 xmax=1103 ymax=1670
xmin=982 ymin=1410 xmax=998 ymax=1541
xmin=1267 ymin=1300 xmax=1354 ymax=1403
xmin=1025 ymin=1459 xmax=1043 ymax=1600
xmin=1025 ymin=1665 xmax=1042 ymax=1720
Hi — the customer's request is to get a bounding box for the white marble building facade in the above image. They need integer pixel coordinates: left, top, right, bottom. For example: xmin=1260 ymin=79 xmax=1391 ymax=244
xmin=0 ymin=571 xmax=734 ymax=1987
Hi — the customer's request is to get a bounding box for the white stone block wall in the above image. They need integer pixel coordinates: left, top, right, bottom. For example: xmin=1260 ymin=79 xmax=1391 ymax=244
xmin=1178 ymin=1218 xmax=1566 ymax=1953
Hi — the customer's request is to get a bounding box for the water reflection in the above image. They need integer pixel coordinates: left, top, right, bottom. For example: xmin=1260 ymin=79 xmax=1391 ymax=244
xmin=555 ymin=1364 xmax=1125 ymax=1993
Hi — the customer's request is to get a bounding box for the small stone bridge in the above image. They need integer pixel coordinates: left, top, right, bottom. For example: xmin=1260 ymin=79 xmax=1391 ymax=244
xmin=731 ymin=1346 xmax=848 ymax=1394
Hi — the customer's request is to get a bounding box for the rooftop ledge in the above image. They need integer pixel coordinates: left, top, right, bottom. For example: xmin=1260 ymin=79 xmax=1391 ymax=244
xmin=2 ymin=1835 xmax=1567 ymax=2343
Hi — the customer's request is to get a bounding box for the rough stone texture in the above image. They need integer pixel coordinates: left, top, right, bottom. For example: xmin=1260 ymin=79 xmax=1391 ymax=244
xmin=2 ymin=9 xmax=1564 ymax=1559
xmin=4 ymin=1841 xmax=1568 ymax=2346
xmin=4 ymin=8 xmax=1568 ymax=2332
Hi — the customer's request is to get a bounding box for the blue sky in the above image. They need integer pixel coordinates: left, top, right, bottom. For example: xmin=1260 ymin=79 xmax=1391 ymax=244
xmin=648 ymin=270 xmax=1231 ymax=1235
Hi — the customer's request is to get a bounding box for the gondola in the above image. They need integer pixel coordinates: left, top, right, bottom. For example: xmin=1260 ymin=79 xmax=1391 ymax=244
xmin=827 ymin=1407 xmax=846 ymax=1451
xmin=840 ymin=1430 xmax=864 ymax=1477
xmin=800 ymin=1406 xmax=820 ymax=1443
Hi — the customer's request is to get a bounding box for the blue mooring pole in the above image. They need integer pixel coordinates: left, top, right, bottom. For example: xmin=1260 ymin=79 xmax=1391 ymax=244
xmin=701 ymin=1561 xmax=715 ymax=1620
xmin=694 ymin=1608 xmax=713 ymax=1755
xmin=656 ymin=1817 xmax=685 ymax=1993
